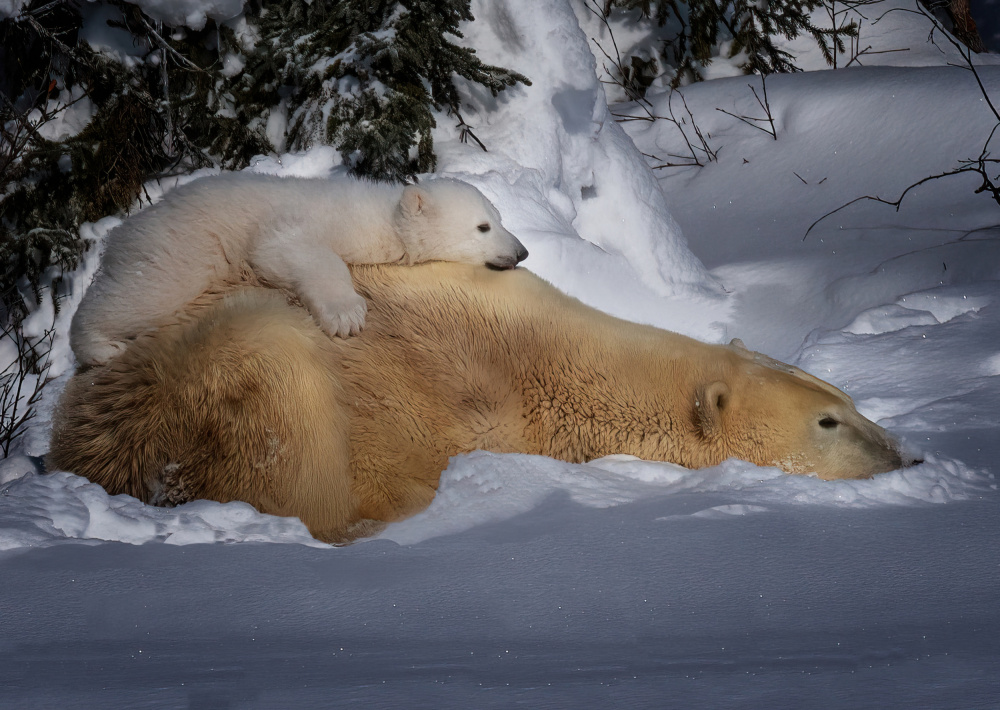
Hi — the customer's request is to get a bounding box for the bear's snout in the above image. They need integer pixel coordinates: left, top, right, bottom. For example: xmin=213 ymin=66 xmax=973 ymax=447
xmin=486 ymin=241 xmax=529 ymax=270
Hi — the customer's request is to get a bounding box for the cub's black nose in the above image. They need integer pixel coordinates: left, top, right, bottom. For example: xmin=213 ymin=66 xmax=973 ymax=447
xmin=515 ymin=245 xmax=529 ymax=263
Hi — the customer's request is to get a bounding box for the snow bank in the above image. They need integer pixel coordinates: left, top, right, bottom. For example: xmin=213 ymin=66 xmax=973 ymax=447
xmin=5 ymin=447 xmax=987 ymax=551
xmin=624 ymin=65 xmax=1000 ymax=270
xmin=381 ymin=450 xmax=991 ymax=545
xmin=245 ymin=145 xmax=344 ymax=179
xmin=0 ymin=458 xmax=322 ymax=550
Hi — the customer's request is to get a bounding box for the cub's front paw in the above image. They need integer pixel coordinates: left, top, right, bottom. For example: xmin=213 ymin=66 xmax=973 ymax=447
xmin=316 ymin=293 xmax=368 ymax=339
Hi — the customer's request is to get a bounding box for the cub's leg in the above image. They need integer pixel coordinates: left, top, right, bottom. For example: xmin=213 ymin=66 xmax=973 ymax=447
xmin=70 ymin=230 xmax=221 ymax=367
xmin=251 ymin=235 xmax=368 ymax=338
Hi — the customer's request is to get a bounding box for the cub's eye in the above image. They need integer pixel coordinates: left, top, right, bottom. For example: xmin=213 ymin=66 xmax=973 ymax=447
xmin=818 ymin=417 xmax=839 ymax=429
xmin=477 ymin=223 xmax=491 ymax=233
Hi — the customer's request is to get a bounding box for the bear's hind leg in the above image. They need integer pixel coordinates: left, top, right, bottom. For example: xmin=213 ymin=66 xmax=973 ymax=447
xmin=52 ymin=288 xmax=361 ymax=542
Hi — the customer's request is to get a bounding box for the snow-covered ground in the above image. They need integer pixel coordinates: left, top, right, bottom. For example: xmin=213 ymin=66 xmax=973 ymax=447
xmin=2 ymin=0 xmax=999 ymax=706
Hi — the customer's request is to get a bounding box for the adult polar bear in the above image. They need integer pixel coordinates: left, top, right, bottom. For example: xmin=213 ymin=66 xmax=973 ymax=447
xmin=70 ymin=173 xmax=528 ymax=366
xmin=50 ymin=264 xmax=905 ymax=543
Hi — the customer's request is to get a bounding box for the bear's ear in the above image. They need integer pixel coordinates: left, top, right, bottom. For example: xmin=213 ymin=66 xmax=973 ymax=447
xmin=729 ymin=338 xmax=748 ymax=352
xmin=400 ymin=184 xmax=429 ymax=218
xmin=695 ymin=381 xmax=730 ymax=438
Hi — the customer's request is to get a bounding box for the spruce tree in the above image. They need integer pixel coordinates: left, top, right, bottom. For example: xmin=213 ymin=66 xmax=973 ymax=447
xmin=205 ymin=0 xmax=530 ymax=180
xmin=606 ymin=0 xmax=848 ymax=87
xmin=0 ymin=0 xmax=529 ymax=322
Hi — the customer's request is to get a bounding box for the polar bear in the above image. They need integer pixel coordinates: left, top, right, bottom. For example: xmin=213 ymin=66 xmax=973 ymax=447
xmin=50 ymin=263 xmax=907 ymax=543
xmin=70 ymin=173 xmax=528 ymax=367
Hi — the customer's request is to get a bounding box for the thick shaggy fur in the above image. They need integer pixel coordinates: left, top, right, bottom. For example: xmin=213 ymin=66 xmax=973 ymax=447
xmin=50 ymin=264 xmax=903 ymax=543
xmin=70 ymin=174 xmax=527 ymax=366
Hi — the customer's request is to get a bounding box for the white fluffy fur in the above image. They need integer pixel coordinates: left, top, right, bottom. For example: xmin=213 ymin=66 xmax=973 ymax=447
xmin=71 ymin=173 xmax=527 ymax=366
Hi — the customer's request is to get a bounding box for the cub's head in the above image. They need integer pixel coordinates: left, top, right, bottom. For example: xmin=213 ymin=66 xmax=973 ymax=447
xmin=693 ymin=340 xmax=906 ymax=480
xmin=395 ymin=179 xmax=528 ymax=269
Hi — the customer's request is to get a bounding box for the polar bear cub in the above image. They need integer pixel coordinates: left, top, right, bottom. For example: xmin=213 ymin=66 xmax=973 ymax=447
xmin=70 ymin=173 xmax=528 ymax=366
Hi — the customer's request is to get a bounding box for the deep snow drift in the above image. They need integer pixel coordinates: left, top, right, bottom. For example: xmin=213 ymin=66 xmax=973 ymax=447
xmin=2 ymin=0 xmax=999 ymax=706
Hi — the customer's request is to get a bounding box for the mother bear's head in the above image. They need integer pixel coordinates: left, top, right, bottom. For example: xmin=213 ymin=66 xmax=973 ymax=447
xmin=689 ymin=339 xmax=904 ymax=479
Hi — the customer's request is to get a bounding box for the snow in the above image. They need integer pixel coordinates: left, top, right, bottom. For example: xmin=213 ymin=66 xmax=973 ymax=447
xmin=0 ymin=463 xmax=322 ymax=550
xmin=28 ymin=86 xmax=95 ymax=143
xmin=0 ymin=0 xmax=25 ymax=20
xmin=437 ymin=0 xmax=722 ymax=315
xmin=2 ymin=0 xmax=1000 ymax=705
xmin=381 ymin=451 xmax=987 ymax=546
xmin=123 ymin=0 xmax=244 ymax=32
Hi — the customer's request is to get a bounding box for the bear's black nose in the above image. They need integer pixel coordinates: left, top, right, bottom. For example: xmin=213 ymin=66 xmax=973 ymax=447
xmin=515 ymin=245 xmax=529 ymax=264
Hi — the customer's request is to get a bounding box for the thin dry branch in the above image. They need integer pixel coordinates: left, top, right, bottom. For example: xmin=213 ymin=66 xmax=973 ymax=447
xmin=137 ymin=14 xmax=206 ymax=73
xmin=0 ymin=316 xmax=56 ymax=458
xmin=716 ymin=75 xmax=777 ymax=140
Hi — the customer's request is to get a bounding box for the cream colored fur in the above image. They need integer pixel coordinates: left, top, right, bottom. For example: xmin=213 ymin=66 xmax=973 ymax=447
xmin=50 ymin=263 xmax=903 ymax=543
xmin=70 ymin=174 xmax=527 ymax=367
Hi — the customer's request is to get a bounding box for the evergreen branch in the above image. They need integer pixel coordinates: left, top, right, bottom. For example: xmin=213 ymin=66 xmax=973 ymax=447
xmin=136 ymin=14 xmax=206 ymax=73
xmin=453 ymin=109 xmax=487 ymax=152
xmin=20 ymin=0 xmax=66 ymax=19
xmin=22 ymin=13 xmax=74 ymax=56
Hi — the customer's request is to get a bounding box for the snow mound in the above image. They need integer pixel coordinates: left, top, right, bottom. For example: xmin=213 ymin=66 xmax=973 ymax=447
xmin=246 ymin=146 xmax=343 ymax=179
xmin=624 ymin=66 xmax=1000 ymax=268
xmin=844 ymin=303 xmax=939 ymax=335
xmin=844 ymin=288 xmax=990 ymax=335
xmin=428 ymin=0 xmax=726 ymax=339
xmin=379 ymin=449 xmax=990 ymax=545
xmin=0 ymin=458 xmax=323 ymax=551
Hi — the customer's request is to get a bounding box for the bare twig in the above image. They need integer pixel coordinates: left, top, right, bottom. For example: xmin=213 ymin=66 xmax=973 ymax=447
xmin=0 ymin=313 xmax=56 ymax=458
xmin=803 ymin=167 xmax=975 ymax=239
xmin=22 ymin=14 xmax=74 ymax=56
xmin=716 ymin=74 xmax=777 ymax=140
xmin=583 ymin=0 xmax=715 ymax=168
xmin=452 ymin=109 xmax=487 ymax=152
xmin=844 ymin=46 xmax=911 ymax=68
xmin=584 ymin=0 xmax=651 ymax=104
xmin=804 ymin=123 xmax=1000 ymax=240
xmin=137 ymin=14 xmax=206 ymax=73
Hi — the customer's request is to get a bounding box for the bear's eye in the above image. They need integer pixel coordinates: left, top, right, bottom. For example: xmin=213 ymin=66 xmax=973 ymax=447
xmin=818 ymin=417 xmax=839 ymax=429
xmin=477 ymin=223 xmax=491 ymax=233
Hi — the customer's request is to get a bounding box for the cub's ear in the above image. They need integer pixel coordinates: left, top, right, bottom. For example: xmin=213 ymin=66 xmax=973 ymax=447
xmin=729 ymin=338 xmax=748 ymax=351
xmin=695 ymin=381 xmax=730 ymax=438
xmin=400 ymin=184 xmax=429 ymax=218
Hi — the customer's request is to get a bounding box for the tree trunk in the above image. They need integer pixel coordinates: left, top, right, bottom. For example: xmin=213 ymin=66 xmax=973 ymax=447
xmin=949 ymin=0 xmax=986 ymax=53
